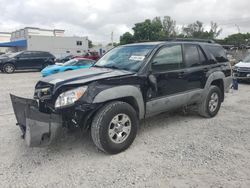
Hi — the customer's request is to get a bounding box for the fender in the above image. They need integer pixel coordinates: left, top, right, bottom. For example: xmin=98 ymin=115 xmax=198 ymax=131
xmin=93 ymin=85 xmax=145 ymax=119
xmin=204 ymin=71 xmax=225 ymax=91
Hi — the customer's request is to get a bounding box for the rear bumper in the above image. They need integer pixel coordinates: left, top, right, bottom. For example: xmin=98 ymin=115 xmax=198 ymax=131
xmin=10 ymin=94 xmax=62 ymax=147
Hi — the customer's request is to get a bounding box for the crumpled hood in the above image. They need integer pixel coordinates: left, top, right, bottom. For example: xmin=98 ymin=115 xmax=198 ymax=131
xmin=38 ymin=67 xmax=134 ymax=89
xmin=235 ymin=61 xmax=250 ymax=68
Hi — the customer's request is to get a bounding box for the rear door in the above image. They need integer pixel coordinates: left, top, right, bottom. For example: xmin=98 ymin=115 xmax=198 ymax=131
xmin=183 ymin=44 xmax=208 ymax=90
xmin=37 ymin=52 xmax=51 ymax=68
xmin=15 ymin=52 xmax=34 ymax=69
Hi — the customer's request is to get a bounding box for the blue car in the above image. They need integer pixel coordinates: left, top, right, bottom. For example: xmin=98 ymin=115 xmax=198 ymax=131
xmin=41 ymin=58 xmax=95 ymax=77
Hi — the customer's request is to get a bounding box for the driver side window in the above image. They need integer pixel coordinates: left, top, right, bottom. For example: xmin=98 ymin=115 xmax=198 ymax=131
xmin=152 ymin=45 xmax=183 ymax=72
xmin=19 ymin=52 xmax=32 ymax=58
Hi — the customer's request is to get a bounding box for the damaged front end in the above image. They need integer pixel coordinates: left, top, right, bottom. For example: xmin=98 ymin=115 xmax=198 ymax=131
xmin=10 ymin=94 xmax=62 ymax=147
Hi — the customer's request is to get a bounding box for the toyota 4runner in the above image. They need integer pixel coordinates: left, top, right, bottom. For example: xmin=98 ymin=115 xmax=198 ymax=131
xmin=10 ymin=40 xmax=232 ymax=154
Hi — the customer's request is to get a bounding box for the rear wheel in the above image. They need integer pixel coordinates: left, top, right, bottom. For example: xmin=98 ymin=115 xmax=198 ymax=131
xmin=91 ymin=101 xmax=138 ymax=154
xmin=198 ymin=85 xmax=222 ymax=118
xmin=3 ymin=63 xmax=15 ymax=73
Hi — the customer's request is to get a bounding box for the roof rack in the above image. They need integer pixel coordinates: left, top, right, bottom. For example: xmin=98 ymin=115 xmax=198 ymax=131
xmin=165 ymin=38 xmax=215 ymax=44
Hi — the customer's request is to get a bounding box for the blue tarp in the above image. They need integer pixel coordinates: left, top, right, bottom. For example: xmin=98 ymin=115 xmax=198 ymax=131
xmin=0 ymin=40 xmax=27 ymax=47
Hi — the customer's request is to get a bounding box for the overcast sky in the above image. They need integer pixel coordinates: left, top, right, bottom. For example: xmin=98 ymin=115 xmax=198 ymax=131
xmin=0 ymin=0 xmax=250 ymax=44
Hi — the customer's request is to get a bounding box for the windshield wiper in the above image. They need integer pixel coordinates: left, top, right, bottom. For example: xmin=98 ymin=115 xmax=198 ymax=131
xmin=103 ymin=65 xmax=121 ymax=70
xmin=93 ymin=64 xmax=104 ymax=68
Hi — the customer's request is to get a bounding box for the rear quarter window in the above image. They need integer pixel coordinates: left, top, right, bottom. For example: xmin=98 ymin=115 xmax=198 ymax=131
xmin=206 ymin=45 xmax=228 ymax=63
xmin=43 ymin=52 xmax=55 ymax=58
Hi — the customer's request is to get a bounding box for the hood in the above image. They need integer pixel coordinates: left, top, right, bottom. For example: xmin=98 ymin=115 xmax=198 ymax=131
xmin=235 ymin=61 xmax=250 ymax=68
xmin=41 ymin=65 xmax=62 ymax=72
xmin=39 ymin=67 xmax=134 ymax=89
xmin=0 ymin=56 xmax=9 ymax=62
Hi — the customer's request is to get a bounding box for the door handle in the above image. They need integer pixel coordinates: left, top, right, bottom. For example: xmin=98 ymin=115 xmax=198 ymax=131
xmin=203 ymin=68 xmax=209 ymax=72
xmin=178 ymin=71 xmax=185 ymax=78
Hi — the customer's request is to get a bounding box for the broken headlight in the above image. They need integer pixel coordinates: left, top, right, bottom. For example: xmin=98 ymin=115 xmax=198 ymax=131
xmin=55 ymin=86 xmax=87 ymax=108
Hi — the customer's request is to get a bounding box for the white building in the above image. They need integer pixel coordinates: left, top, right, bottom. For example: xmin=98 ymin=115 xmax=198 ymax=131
xmin=0 ymin=32 xmax=11 ymax=53
xmin=0 ymin=27 xmax=89 ymax=57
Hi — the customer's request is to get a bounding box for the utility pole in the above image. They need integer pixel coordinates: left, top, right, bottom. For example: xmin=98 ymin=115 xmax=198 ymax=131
xmin=235 ymin=24 xmax=241 ymax=33
xmin=111 ymin=31 xmax=114 ymax=47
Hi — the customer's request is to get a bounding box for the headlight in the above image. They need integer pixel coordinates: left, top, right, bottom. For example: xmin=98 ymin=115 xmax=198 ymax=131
xmin=55 ymin=86 xmax=87 ymax=108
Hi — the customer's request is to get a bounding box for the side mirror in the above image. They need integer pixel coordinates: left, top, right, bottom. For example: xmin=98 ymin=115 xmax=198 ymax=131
xmin=207 ymin=59 xmax=217 ymax=64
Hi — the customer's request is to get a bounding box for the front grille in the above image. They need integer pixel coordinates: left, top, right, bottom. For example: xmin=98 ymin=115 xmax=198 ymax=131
xmin=237 ymin=67 xmax=250 ymax=72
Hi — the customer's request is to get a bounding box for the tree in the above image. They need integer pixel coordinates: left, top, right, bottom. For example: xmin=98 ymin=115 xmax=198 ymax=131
xmin=209 ymin=22 xmax=222 ymax=39
xmin=162 ymin=16 xmax=177 ymax=38
xmin=182 ymin=20 xmax=222 ymax=39
xmin=182 ymin=20 xmax=205 ymax=38
xmin=223 ymin=33 xmax=250 ymax=46
xmin=120 ymin=32 xmax=134 ymax=45
xmin=133 ymin=19 xmax=152 ymax=41
xmin=132 ymin=17 xmax=164 ymax=41
xmin=150 ymin=17 xmax=163 ymax=40
xmin=88 ymin=40 xmax=93 ymax=48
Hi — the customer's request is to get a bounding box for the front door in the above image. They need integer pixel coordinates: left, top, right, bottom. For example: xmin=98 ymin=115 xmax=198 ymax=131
xmin=146 ymin=44 xmax=188 ymax=116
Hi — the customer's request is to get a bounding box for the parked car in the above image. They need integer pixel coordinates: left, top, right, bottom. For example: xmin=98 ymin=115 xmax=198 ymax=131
xmin=234 ymin=54 xmax=250 ymax=81
xmin=10 ymin=40 xmax=232 ymax=154
xmin=55 ymin=55 xmax=75 ymax=64
xmin=0 ymin=51 xmax=55 ymax=73
xmin=82 ymin=51 xmax=100 ymax=61
xmin=41 ymin=58 xmax=95 ymax=77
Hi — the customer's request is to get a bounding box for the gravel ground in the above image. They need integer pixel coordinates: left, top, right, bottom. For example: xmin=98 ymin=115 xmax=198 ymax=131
xmin=0 ymin=71 xmax=250 ymax=188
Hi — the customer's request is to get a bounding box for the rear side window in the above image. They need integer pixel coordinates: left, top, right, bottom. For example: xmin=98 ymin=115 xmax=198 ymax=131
xmin=206 ymin=45 xmax=228 ymax=62
xmin=19 ymin=51 xmax=33 ymax=57
xmin=183 ymin=44 xmax=200 ymax=67
xmin=42 ymin=52 xmax=54 ymax=58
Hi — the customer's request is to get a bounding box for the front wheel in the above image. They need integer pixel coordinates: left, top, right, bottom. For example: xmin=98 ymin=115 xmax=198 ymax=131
xmin=198 ymin=85 xmax=222 ymax=118
xmin=3 ymin=63 xmax=15 ymax=73
xmin=91 ymin=101 xmax=138 ymax=154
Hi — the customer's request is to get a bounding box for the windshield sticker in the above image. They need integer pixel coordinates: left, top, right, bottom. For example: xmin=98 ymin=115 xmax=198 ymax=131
xmin=129 ymin=55 xmax=145 ymax=61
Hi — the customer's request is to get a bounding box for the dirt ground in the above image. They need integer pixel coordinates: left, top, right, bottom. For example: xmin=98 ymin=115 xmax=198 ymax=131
xmin=0 ymin=71 xmax=250 ymax=188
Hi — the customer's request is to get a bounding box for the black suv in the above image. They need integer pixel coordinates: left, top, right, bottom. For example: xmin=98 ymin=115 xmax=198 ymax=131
xmin=10 ymin=40 xmax=232 ymax=154
xmin=0 ymin=51 xmax=55 ymax=73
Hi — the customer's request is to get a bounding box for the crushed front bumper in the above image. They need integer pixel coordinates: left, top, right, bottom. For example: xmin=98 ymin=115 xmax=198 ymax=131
xmin=10 ymin=94 xmax=62 ymax=147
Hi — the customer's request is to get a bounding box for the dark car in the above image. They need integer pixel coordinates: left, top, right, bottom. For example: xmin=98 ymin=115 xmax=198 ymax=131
xmin=10 ymin=40 xmax=232 ymax=154
xmin=0 ymin=51 xmax=55 ymax=73
xmin=54 ymin=55 xmax=75 ymax=64
xmin=82 ymin=51 xmax=100 ymax=61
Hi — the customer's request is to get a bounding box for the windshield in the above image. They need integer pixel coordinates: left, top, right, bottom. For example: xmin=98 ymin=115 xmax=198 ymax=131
xmin=94 ymin=45 xmax=155 ymax=72
xmin=243 ymin=54 xmax=250 ymax=63
xmin=63 ymin=59 xmax=78 ymax=66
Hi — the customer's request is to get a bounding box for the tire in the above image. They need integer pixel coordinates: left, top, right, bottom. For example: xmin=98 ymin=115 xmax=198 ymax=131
xmin=65 ymin=69 xmax=72 ymax=71
xmin=198 ymin=85 xmax=222 ymax=118
xmin=3 ymin=63 xmax=15 ymax=73
xmin=91 ymin=101 xmax=138 ymax=154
